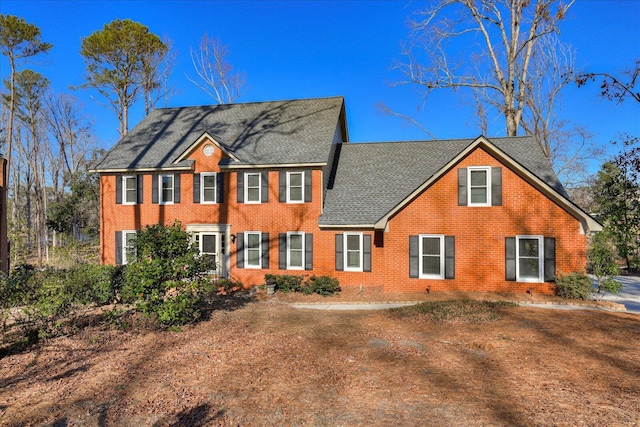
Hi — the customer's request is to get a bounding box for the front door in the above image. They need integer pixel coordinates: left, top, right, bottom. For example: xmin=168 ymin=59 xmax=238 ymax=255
xmin=197 ymin=232 xmax=227 ymax=277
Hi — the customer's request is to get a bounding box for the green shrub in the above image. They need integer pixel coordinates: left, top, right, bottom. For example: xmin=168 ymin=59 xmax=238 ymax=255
xmin=555 ymin=272 xmax=594 ymax=300
xmin=265 ymin=274 xmax=304 ymax=293
xmin=153 ymin=282 xmax=203 ymax=326
xmin=121 ymin=222 xmax=216 ymax=326
xmin=588 ymin=232 xmax=623 ymax=300
xmin=302 ymin=276 xmax=341 ymax=296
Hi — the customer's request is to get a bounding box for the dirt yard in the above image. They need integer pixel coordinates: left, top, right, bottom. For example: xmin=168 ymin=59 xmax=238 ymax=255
xmin=0 ymin=290 xmax=638 ymax=426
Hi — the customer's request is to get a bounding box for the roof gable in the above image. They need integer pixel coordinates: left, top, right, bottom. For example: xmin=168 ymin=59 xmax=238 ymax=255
xmin=319 ymin=136 xmax=600 ymax=233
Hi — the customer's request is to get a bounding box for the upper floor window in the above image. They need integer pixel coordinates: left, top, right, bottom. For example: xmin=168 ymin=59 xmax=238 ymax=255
xmin=468 ymin=166 xmax=491 ymax=206
xmin=287 ymin=172 xmax=304 ymax=203
xmin=458 ymin=166 xmax=502 ymax=207
xmin=245 ymin=172 xmax=261 ymax=203
xmin=160 ymin=174 xmax=174 ymax=204
xmin=201 ymin=172 xmax=217 ymax=203
xmin=123 ymin=176 xmax=137 ymax=204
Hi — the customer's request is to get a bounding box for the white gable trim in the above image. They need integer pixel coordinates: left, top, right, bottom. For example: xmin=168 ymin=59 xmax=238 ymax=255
xmin=373 ymin=136 xmax=602 ymax=234
xmin=173 ymin=132 xmax=239 ymax=164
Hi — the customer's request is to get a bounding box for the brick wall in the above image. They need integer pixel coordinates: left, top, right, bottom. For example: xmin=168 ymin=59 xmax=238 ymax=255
xmin=100 ymin=143 xmax=588 ymax=294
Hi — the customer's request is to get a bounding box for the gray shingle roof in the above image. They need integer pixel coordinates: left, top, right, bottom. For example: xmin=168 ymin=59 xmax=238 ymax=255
xmin=92 ymin=97 xmax=345 ymax=171
xmin=319 ymin=136 xmax=568 ymax=226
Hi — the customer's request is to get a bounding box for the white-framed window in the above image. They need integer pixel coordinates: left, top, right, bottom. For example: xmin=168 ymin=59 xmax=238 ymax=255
xmin=468 ymin=166 xmax=491 ymax=206
xmin=160 ymin=174 xmax=174 ymax=204
xmin=516 ymin=235 xmax=543 ymax=282
xmin=244 ymin=231 xmax=262 ymax=268
xmin=419 ymin=234 xmax=445 ymax=279
xmin=344 ymin=232 xmax=363 ymax=272
xmin=123 ymin=175 xmax=137 ymax=204
xmin=194 ymin=232 xmax=218 ymax=271
xmin=287 ymin=171 xmax=304 ymax=203
xmin=245 ymin=172 xmax=261 ymax=203
xmin=201 ymin=172 xmax=217 ymax=204
xmin=287 ymin=232 xmax=305 ymax=269
xmin=122 ymin=231 xmax=137 ymax=265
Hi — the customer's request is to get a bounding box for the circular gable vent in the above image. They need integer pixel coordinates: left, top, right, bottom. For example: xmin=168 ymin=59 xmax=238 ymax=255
xmin=203 ymin=144 xmax=215 ymax=157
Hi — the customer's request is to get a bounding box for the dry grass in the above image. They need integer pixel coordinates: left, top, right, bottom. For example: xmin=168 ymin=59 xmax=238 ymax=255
xmin=0 ymin=294 xmax=638 ymax=426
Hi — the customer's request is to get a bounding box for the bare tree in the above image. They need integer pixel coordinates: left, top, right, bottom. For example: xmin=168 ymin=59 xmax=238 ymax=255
xmin=142 ymin=37 xmax=176 ymax=114
xmin=576 ymin=60 xmax=640 ymax=104
xmin=396 ymin=0 xmax=574 ymax=138
xmin=187 ymin=34 xmax=245 ymax=104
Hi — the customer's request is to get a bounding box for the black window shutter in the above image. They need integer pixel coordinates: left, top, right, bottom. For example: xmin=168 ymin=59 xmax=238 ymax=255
xmin=279 ymin=170 xmax=286 ymax=202
xmin=335 ymin=234 xmax=344 ymax=271
xmin=505 ymin=237 xmax=516 ymax=281
xmin=261 ymin=232 xmax=270 ymax=269
xmin=491 ymin=167 xmax=502 ymax=206
xmin=237 ymin=172 xmax=244 ymax=203
xmin=458 ymin=168 xmax=467 ymax=206
xmin=409 ymin=236 xmax=419 ymax=278
xmin=544 ymin=237 xmax=556 ymax=282
xmin=363 ymin=234 xmax=372 ymax=272
xmin=445 ymin=236 xmax=455 ymax=279
xmin=261 ymin=171 xmax=269 ymax=203
xmin=236 ymin=232 xmax=244 ymax=268
xmin=193 ymin=173 xmax=201 ymax=203
xmin=305 ymin=233 xmax=313 ymax=270
xmin=279 ymin=233 xmax=287 ymax=270
xmin=217 ymin=173 xmax=224 ymax=203
xmin=304 ymin=170 xmax=312 ymax=202
xmin=152 ymin=174 xmax=159 ymax=204
xmin=115 ymin=231 xmax=122 ymax=265
xmin=174 ymin=174 xmax=181 ymax=203
xmin=116 ymin=176 xmax=122 ymax=204
xmin=137 ymin=175 xmax=143 ymax=204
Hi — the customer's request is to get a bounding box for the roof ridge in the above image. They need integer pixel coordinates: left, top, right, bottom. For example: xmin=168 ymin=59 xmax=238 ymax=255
xmin=151 ymin=95 xmax=345 ymax=112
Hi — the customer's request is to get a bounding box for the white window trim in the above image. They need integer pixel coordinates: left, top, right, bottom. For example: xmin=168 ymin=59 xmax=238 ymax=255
xmin=516 ymin=235 xmax=544 ymax=283
xmin=244 ymin=231 xmax=262 ymax=269
xmin=244 ymin=172 xmax=261 ymax=204
xmin=159 ymin=174 xmax=174 ymax=205
xmin=286 ymin=171 xmax=304 ymax=203
xmin=122 ymin=175 xmax=137 ymax=205
xmin=200 ymin=172 xmax=217 ymax=204
xmin=344 ymin=232 xmax=363 ymax=272
xmin=122 ymin=230 xmax=136 ymax=265
xmin=468 ymin=166 xmax=491 ymax=207
xmin=419 ymin=234 xmax=445 ymax=279
xmin=287 ymin=231 xmax=305 ymax=270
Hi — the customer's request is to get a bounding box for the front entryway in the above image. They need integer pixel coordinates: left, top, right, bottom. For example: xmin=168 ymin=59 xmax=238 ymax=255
xmin=187 ymin=224 xmax=230 ymax=278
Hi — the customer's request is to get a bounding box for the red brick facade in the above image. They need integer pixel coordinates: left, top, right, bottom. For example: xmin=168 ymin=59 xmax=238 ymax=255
xmin=99 ymin=137 xmax=590 ymax=294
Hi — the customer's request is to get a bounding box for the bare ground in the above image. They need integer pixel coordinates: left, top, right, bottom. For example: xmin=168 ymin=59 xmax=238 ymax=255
xmin=0 ymin=290 xmax=638 ymax=426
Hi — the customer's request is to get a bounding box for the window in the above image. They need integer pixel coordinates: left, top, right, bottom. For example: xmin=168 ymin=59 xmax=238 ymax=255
xmin=245 ymin=232 xmax=262 ymax=268
xmin=287 ymin=232 xmax=304 ymax=269
xmin=201 ymin=173 xmax=217 ymax=203
xmin=468 ymin=167 xmax=491 ymax=206
xmin=245 ymin=172 xmax=261 ymax=203
xmin=195 ymin=232 xmax=218 ymax=272
xmin=287 ymin=172 xmax=304 ymax=203
xmin=344 ymin=232 xmax=363 ymax=272
xmin=160 ymin=174 xmax=174 ymax=204
xmin=122 ymin=231 xmax=137 ymax=265
xmin=420 ymin=235 xmax=444 ymax=279
xmin=123 ymin=176 xmax=137 ymax=204
xmin=516 ymin=236 xmax=543 ymax=282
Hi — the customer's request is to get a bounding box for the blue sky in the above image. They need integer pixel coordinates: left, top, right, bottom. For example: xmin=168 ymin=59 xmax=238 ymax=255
xmin=1 ymin=0 xmax=639 ymax=164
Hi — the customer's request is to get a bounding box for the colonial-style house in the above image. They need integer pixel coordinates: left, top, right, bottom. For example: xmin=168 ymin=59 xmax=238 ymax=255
xmin=91 ymin=96 xmax=600 ymax=294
